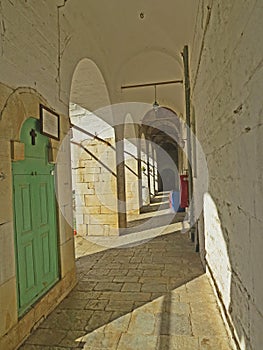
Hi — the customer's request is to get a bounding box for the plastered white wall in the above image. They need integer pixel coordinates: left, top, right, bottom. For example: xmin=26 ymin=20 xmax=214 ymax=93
xmin=191 ymin=1 xmax=263 ymax=349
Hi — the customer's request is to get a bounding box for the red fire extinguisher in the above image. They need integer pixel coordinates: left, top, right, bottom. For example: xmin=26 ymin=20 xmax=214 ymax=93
xmin=180 ymin=174 xmax=189 ymax=208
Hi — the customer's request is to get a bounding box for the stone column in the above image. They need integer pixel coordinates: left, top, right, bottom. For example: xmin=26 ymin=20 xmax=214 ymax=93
xmin=137 ymin=128 xmax=143 ymax=209
xmin=114 ymin=125 xmax=127 ymax=229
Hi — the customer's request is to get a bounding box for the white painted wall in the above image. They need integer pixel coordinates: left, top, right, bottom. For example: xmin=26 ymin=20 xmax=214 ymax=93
xmin=191 ymin=1 xmax=263 ymax=349
xmin=0 ymin=0 xmax=65 ymax=112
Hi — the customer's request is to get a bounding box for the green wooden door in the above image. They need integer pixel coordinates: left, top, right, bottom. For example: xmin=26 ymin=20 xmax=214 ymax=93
xmin=13 ymin=118 xmax=59 ymax=315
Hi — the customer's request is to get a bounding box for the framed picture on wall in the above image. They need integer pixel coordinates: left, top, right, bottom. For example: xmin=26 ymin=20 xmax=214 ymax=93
xmin=40 ymin=104 xmax=60 ymax=140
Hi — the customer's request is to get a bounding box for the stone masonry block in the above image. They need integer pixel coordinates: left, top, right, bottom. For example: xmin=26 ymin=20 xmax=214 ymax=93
xmin=0 ymin=140 xmax=11 ymax=159
xmin=74 ymin=182 xmax=88 ymax=193
xmin=88 ymin=224 xmax=104 ymax=236
xmin=82 ymin=166 xmax=101 ymax=174
xmin=87 ymin=213 xmax=118 ymax=226
xmin=79 ymin=152 xmax=92 ymax=161
xmin=11 ymin=141 xmax=25 ymax=161
xmin=0 ymin=222 xmax=16 ymax=285
xmin=95 ymin=181 xmax=116 ymax=195
xmin=107 ymin=226 xmax=119 ymax=236
xmin=73 ymin=174 xmax=84 ymax=183
xmin=75 ymin=224 xmax=87 ymax=237
xmin=75 ymin=214 xmax=84 ymax=225
xmin=83 ymin=206 xmax=101 ymax=214
xmin=0 ymin=159 xmax=12 ymax=224
xmin=99 ymin=171 xmax=117 ymax=181
xmin=60 ymin=239 xmax=75 ymax=278
xmin=230 ymin=275 xmax=250 ymax=339
xmin=84 ymin=195 xmax=102 ymax=207
xmin=58 ymin=206 xmax=73 ymax=245
xmin=0 ymin=277 xmax=17 ymax=338
xmin=83 ymin=174 xmax=99 ymax=182
xmin=100 ymin=206 xmax=118 ymax=214
xmin=191 ymin=4 xmax=263 ymax=349
xmin=250 ymin=218 xmax=263 ymax=315
xmin=0 ymin=84 xmax=13 ymax=117
xmin=249 ymin=301 xmax=263 ymax=350
xmin=75 ymin=194 xmax=85 ymax=207
xmin=97 ymin=194 xmax=118 ymax=207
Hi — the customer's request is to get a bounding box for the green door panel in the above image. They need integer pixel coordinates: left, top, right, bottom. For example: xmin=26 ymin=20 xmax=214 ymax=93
xmin=39 ymin=181 xmax=49 ymax=225
xmin=13 ymin=118 xmax=59 ymax=316
xmin=13 ymin=175 xmax=39 ymax=309
xmin=36 ymin=175 xmax=58 ymax=289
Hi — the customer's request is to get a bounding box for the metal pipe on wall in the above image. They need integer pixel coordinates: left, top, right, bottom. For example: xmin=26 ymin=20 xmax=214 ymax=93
xmin=182 ymin=45 xmax=196 ymax=244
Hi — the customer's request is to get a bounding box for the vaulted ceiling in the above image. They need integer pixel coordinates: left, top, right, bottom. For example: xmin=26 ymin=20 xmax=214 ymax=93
xmin=62 ymin=0 xmax=199 ymax=115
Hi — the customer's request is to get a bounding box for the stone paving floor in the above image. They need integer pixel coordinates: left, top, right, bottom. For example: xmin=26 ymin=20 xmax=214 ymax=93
xmin=19 ymin=197 xmax=235 ymax=350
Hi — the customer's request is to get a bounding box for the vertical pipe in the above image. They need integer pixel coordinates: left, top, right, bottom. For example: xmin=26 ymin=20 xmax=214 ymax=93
xmin=182 ymin=45 xmax=195 ymax=242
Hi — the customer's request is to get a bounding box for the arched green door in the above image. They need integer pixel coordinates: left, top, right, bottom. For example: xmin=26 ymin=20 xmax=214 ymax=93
xmin=12 ymin=118 xmax=59 ymax=316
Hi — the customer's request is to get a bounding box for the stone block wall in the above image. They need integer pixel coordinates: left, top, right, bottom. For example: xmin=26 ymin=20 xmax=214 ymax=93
xmin=0 ymin=2 xmax=76 ymax=347
xmin=0 ymin=84 xmax=76 ymax=349
xmin=124 ymin=139 xmax=140 ymax=220
xmin=191 ymin=1 xmax=263 ymax=349
xmin=0 ymin=0 xmax=67 ymax=114
xmin=72 ymin=137 xmax=119 ymax=236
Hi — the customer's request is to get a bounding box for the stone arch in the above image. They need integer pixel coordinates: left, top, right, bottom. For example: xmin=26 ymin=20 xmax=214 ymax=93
xmin=0 ymin=86 xmax=66 ymax=237
xmin=0 ymin=86 xmax=52 ymax=141
xmin=70 ymin=58 xmax=111 ymax=113
xmin=116 ymin=50 xmax=184 ymax=112
xmin=141 ymin=106 xmax=183 ymax=193
xmin=58 ymin=27 xmax=113 ymax=110
xmin=69 ymin=58 xmax=120 ymax=237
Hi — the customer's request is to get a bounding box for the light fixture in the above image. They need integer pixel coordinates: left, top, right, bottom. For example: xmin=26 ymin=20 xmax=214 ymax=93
xmin=153 ymin=85 xmax=159 ymax=112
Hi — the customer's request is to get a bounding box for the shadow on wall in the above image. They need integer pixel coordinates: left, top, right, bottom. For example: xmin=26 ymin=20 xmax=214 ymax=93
xmin=203 ymin=192 xmax=259 ymax=350
xmin=71 ymin=119 xmax=139 ymax=179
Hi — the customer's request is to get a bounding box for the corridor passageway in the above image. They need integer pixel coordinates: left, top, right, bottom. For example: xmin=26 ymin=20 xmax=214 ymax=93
xmin=0 ymin=2 xmax=262 ymax=350
xmin=19 ymin=197 xmax=234 ymax=350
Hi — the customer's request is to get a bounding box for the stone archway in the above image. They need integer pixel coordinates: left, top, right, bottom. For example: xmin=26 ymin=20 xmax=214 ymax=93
xmin=141 ymin=106 xmax=184 ymax=194
xmin=69 ymin=58 xmax=120 ymax=237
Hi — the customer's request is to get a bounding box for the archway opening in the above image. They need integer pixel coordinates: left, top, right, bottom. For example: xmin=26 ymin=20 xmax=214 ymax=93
xmin=69 ymin=58 xmax=120 ymax=257
xmin=140 ymin=106 xmax=185 ymax=214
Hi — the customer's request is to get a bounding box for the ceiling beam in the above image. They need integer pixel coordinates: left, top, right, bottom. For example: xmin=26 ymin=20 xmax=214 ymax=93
xmin=121 ymin=79 xmax=183 ymax=90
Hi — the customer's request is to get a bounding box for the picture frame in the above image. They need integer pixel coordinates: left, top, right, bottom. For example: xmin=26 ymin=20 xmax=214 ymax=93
xmin=39 ymin=104 xmax=60 ymax=140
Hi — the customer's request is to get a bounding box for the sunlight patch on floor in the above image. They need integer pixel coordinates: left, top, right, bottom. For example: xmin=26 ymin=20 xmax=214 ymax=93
xmin=74 ymin=275 xmax=234 ymax=350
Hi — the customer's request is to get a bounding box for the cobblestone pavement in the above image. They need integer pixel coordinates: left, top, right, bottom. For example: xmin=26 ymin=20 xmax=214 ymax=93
xmin=19 ymin=203 xmax=235 ymax=350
